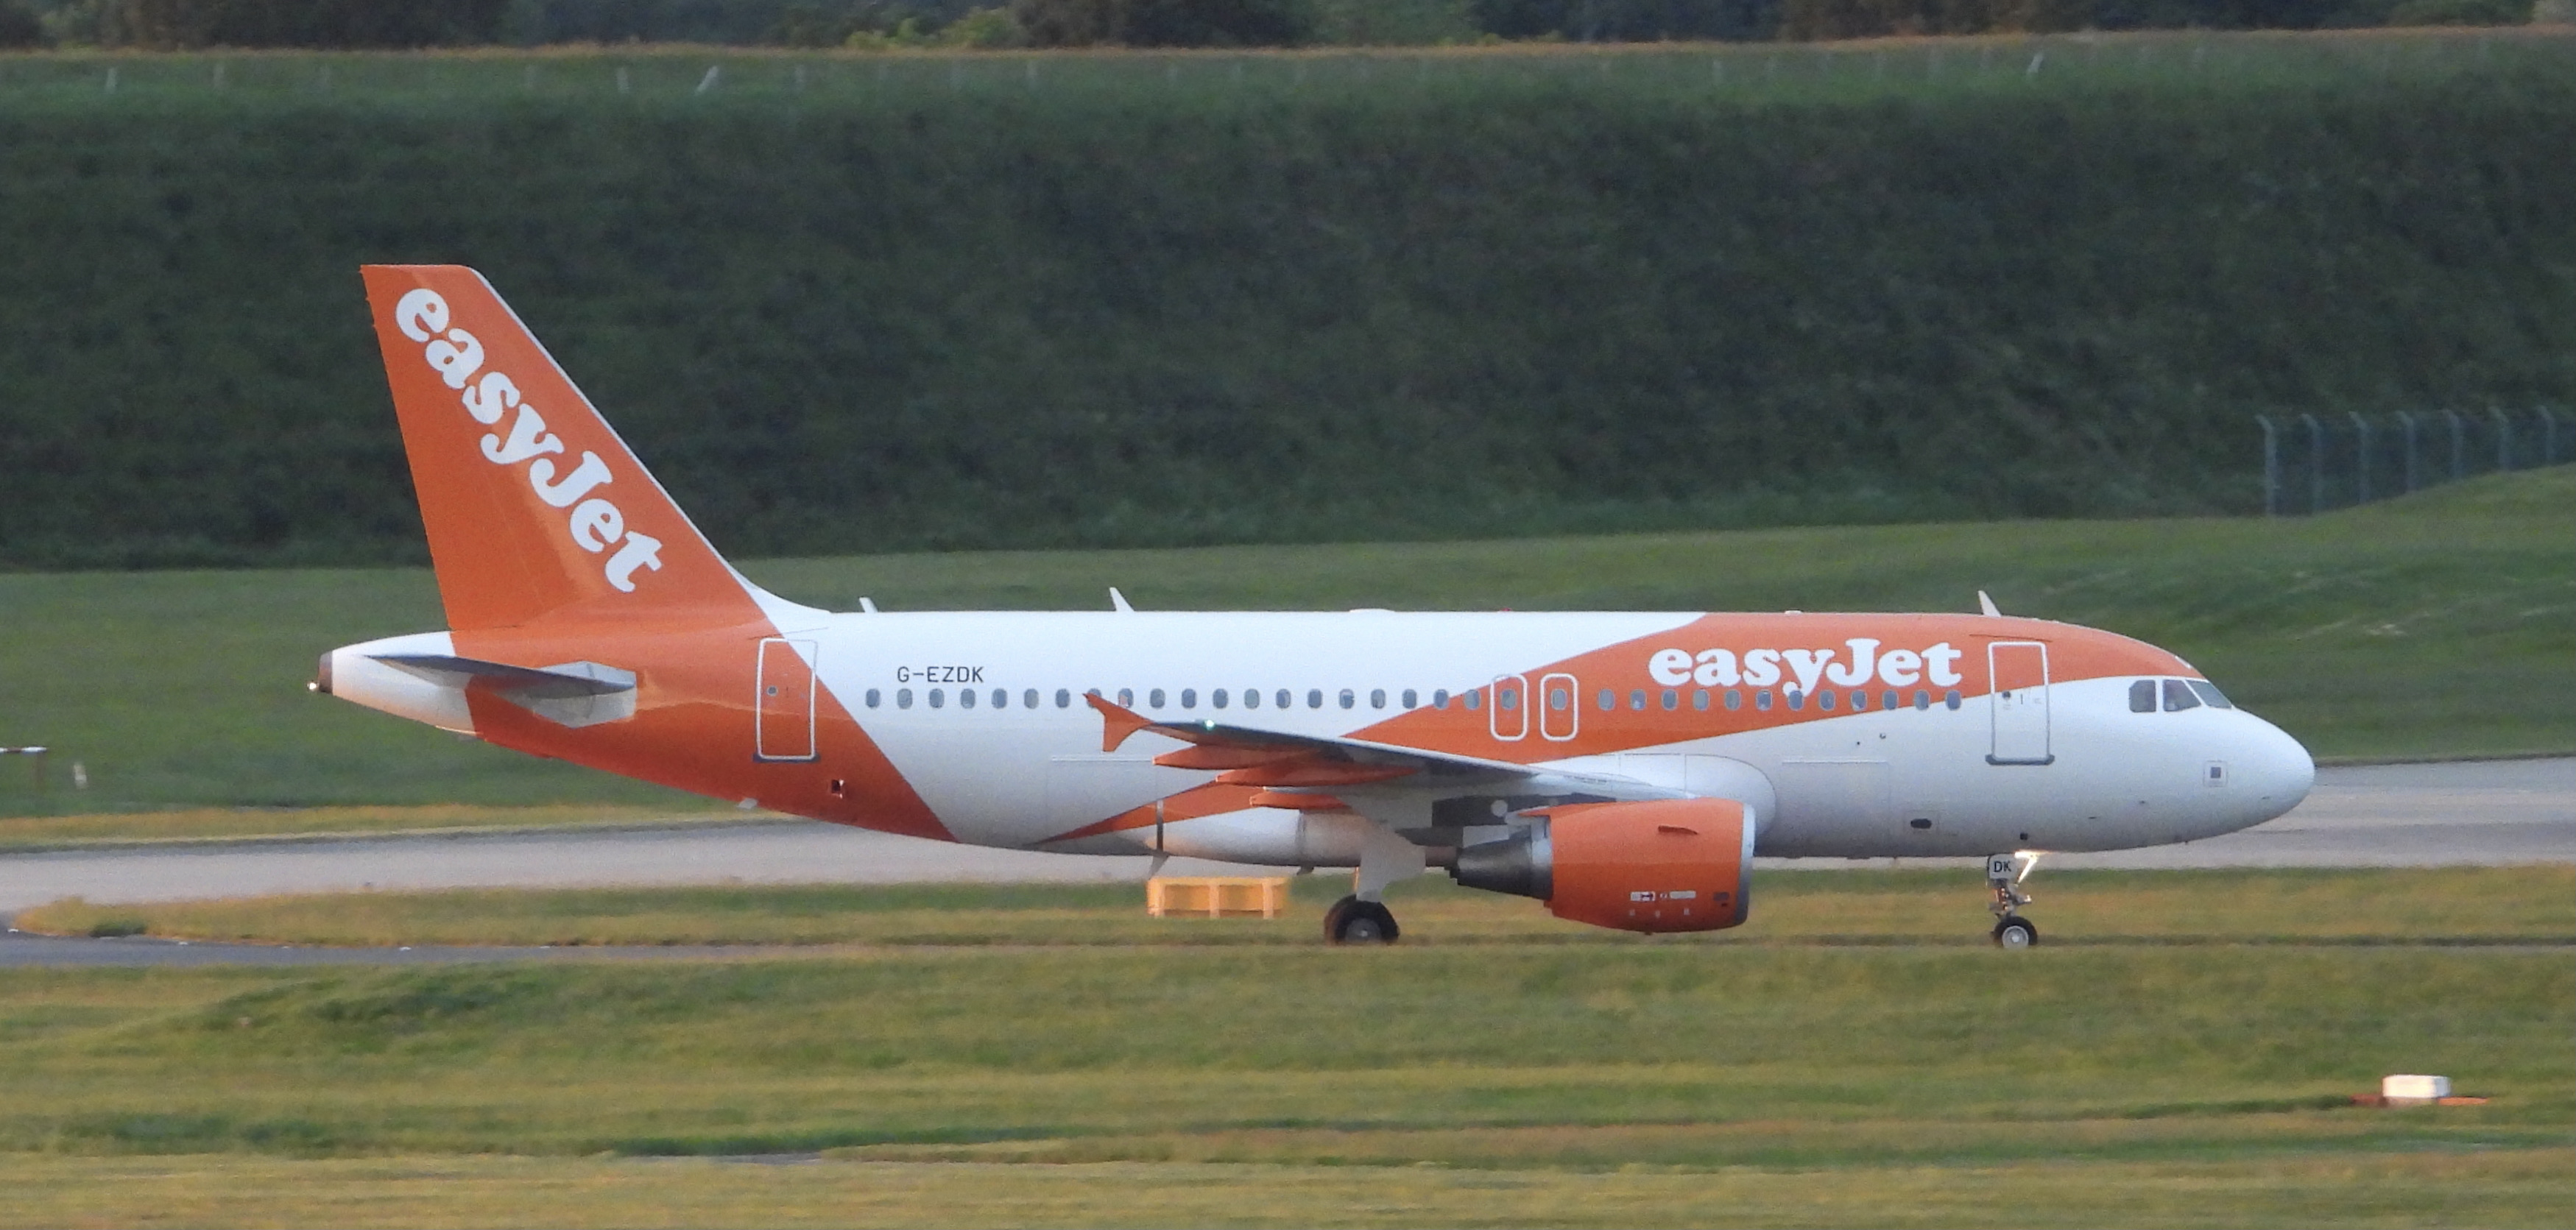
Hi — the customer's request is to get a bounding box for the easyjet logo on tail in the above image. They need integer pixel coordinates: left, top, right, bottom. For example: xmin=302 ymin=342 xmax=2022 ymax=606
xmin=392 ymin=289 xmax=663 ymax=593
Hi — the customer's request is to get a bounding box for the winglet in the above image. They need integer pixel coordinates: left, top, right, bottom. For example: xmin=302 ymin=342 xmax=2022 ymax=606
xmin=1085 ymin=690 xmax=1156 ymax=752
xmin=1977 ymin=590 xmax=2002 ymax=618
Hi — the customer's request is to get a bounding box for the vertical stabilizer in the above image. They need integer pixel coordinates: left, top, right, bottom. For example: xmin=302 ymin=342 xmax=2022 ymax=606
xmin=361 ymin=265 xmax=748 ymax=631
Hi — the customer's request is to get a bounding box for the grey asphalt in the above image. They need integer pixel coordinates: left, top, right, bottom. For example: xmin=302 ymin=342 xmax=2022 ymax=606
xmin=3 ymin=757 xmax=2567 ymax=966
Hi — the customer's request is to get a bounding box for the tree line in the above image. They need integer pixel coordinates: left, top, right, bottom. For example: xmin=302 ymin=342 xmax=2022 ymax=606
xmin=2 ymin=0 xmax=2550 ymax=51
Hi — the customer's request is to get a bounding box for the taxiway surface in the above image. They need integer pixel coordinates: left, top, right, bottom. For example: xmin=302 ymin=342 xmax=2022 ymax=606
xmin=2 ymin=758 xmax=2568 ymax=966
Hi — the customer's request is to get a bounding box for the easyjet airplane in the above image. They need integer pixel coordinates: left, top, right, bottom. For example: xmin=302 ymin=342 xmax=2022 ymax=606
xmin=314 ymin=266 xmax=2316 ymax=947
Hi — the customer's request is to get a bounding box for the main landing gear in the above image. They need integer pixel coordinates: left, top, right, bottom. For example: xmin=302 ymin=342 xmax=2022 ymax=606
xmin=1324 ymin=895 xmax=1400 ymax=944
xmin=1986 ymin=852 xmax=2042 ymax=950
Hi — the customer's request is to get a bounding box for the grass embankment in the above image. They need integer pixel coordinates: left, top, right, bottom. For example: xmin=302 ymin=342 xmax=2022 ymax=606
xmin=1 ymin=467 xmax=2569 ymax=818
xmin=0 ymin=804 xmax=762 ymax=852
xmin=1 ymin=32 xmax=2573 ymax=569
xmin=18 ymin=866 xmax=2573 ymax=947
xmin=0 ymin=902 xmax=2565 ymax=1225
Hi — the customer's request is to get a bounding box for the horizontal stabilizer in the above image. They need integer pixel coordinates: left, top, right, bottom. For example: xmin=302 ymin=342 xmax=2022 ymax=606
xmin=373 ymin=654 xmax=637 ymax=728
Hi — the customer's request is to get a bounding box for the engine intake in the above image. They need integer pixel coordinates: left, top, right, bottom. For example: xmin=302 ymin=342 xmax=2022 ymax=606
xmin=1452 ymin=798 xmax=1751 ymax=933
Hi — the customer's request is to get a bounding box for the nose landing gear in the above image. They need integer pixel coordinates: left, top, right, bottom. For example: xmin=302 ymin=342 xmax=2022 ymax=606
xmin=1986 ymin=852 xmax=2042 ymax=949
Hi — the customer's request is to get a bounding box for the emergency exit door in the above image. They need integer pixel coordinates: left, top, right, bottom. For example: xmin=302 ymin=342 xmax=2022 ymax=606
xmin=1986 ymin=641 xmax=2053 ymax=766
xmin=755 ymin=638 xmax=818 ymax=762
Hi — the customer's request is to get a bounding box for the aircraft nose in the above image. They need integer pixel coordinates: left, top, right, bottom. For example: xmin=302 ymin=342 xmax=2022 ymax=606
xmin=2238 ymin=713 xmax=2315 ymax=824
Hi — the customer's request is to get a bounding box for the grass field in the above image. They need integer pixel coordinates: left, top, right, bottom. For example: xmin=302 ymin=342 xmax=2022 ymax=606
xmin=0 ymin=869 xmax=2568 ymax=1226
xmin=1 ymin=467 xmax=2569 ymax=819
xmin=18 ymin=866 xmax=2573 ymax=947
xmin=0 ymin=804 xmax=764 ymax=852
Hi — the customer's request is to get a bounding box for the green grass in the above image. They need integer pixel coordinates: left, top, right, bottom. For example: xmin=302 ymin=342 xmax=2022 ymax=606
xmin=16 ymin=867 xmax=2573 ymax=948
xmin=0 ymin=804 xmax=769 ymax=852
xmin=1 ymin=467 xmax=2569 ymax=816
xmin=3 ymin=32 xmax=2575 ymax=568
xmin=0 ymin=936 xmax=2563 ymax=1223
xmin=1 ymin=869 xmax=2566 ymax=1225
xmin=0 ymin=1149 xmax=2562 ymax=1229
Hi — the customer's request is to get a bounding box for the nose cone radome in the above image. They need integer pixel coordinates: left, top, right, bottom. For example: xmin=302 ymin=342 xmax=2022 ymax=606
xmin=2235 ymin=713 xmax=2315 ymax=828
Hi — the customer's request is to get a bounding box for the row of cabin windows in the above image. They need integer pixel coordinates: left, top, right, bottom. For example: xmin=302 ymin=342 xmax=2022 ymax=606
xmin=857 ymin=683 xmax=1966 ymax=714
xmin=1555 ymin=686 xmax=1963 ymax=714
xmin=2129 ymin=678 xmax=2234 ymax=713
xmin=861 ymin=686 xmax=1472 ymax=712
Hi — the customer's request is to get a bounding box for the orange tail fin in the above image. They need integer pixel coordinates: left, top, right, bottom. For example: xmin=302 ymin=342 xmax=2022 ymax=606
xmin=361 ymin=265 xmax=749 ymax=631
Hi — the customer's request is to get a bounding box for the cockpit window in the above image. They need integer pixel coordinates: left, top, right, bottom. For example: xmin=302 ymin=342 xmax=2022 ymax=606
xmin=2162 ymin=679 xmax=2202 ymax=712
xmin=2186 ymin=679 xmax=2233 ymax=710
xmin=2128 ymin=680 xmax=2156 ymax=713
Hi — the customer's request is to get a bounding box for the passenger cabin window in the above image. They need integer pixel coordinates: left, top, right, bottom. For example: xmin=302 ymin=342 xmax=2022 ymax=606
xmin=1212 ymin=689 xmax=1228 ymax=709
xmin=1024 ymin=689 xmax=1039 ymax=709
xmin=2130 ymin=680 xmax=2158 ymax=713
xmin=1276 ymin=689 xmax=1291 ymax=709
xmin=929 ymin=688 xmax=945 ymax=708
xmin=2187 ymin=679 xmax=2234 ymax=709
xmin=1817 ymin=690 xmax=1835 ymax=712
xmin=1597 ymin=688 xmax=1615 ymax=711
xmin=1494 ymin=687 xmax=1514 ymax=711
xmin=960 ymin=688 xmax=976 ymax=710
xmin=1308 ymin=689 xmax=1324 ymax=709
xmin=1549 ymin=686 xmax=1570 ymax=712
xmin=992 ymin=688 xmax=1006 ymax=710
xmin=2162 ymin=679 xmax=2202 ymax=712
xmin=1788 ymin=690 xmax=1805 ymax=711
xmin=1370 ymin=688 xmax=1386 ymax=709
xmin=1465 ymin=690 xmax=1483 ymax=711
xmin=1118 ymin=688 xmax=1134 ymax=707
xmin=1756 ymin=690 xmax=1773 ymax=711
xmin=1628 ymin=689 xmax=1646 ymax=711
xmin=1726 ymin=690 xmax=1743 ymax=710
xmin=1944 ymin=689 xmax=1961 ymax=710
xmin=1433 ymin=689 xmax=1450 ymax=709
xmin=1179 ymin=688 xmax=1197 ymax=710
xmin=897 ymin=688 xmax=914 ymax=710
xmin=1149 ymin=688 xmax=1167 ymax=709
xmin=866 ymin=688 xmax=881 ymax=708
xmin=1056 ymin=688 xmax=1072 ymax=708
xmin=1402 ymin=689 xmax=1418 ymax=709
xmin=1693 ymin=690 xmax=1710 ymax=711
xmin=1340 ymin=688 xmax=1357 ymax=710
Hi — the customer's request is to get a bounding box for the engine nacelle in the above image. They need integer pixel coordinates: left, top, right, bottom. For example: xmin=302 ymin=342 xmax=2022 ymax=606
xmin=1452 ymin=798 xmax=1751 ymax=933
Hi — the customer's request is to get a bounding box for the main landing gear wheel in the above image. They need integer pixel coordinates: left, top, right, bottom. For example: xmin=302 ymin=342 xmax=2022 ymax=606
xmin=1991 ymin=915 xmax=2039 ymax=950
xmin=1324 ymin=895 xmax=1400 ymax=945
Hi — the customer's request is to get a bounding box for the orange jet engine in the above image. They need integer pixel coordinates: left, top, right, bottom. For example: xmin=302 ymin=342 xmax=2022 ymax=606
xmin=1450 ymin=798 xmax=1752 ymax=933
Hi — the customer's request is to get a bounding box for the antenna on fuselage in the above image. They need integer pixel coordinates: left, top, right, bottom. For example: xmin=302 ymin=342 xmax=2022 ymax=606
xmin=858 ymin=597 xmax=878 ymax=614
xmin=1109 ymin=587 xmax=1135 ymax=613
xmin=1977 ymin=590 xmax=2002 ymax=618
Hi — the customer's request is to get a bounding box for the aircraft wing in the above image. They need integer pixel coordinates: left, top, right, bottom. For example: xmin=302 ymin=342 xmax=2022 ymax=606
xmin=1086 ymin=693 xmax=1678 ymax=834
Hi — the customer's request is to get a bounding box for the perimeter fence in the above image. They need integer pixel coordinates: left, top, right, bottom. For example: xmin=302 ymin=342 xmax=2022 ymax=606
xmin=2256 ymin=408 xmax=2569 ymax=515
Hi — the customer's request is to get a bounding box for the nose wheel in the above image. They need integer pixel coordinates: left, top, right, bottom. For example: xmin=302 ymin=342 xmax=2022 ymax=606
xmin=1986 ymin=852 xmax=2042 ymax=949
xmin=1324 ymin=895 xmax=1400 ymax=944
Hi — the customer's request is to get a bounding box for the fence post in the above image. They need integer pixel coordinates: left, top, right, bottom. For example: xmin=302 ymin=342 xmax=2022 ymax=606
xmin=2257 ymin=415 xmax=2279 ymax=516
xmin=2491 ymin=406 xmax=2513 ymax=471
xmin=2300 ymin=413 xmax=2325 ymax=513
xmin=2349 ymin=412 xmax=2372 ymax=504
xmin=2396 ymin=411 xmax=2421 ymax=492
xmin=2445 ymin=409 xmax=2466 ymax=481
